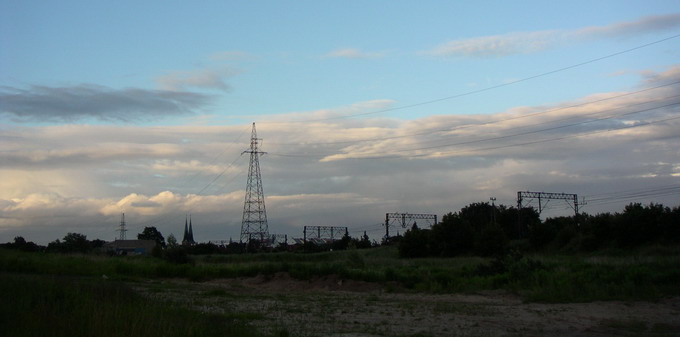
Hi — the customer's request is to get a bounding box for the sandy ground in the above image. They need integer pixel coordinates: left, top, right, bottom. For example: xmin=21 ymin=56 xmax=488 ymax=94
xmin=134 ymin=273 xmax=680 ymax=337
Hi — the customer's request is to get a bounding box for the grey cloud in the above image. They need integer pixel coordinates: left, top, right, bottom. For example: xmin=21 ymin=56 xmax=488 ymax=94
xmin=574 ymin=13 xmax=680 ymax=39
xmin=0 ymin=84 xmax=211 ymax=123
xmin=155 ymin=67 xmax=239 ymax=92
xmin=426 ymin=13 xmax=680 ymax=58
xmin=2 ymin=67 xmax=680 ymax=244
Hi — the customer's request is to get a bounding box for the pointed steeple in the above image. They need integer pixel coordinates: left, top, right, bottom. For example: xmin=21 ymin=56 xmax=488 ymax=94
xmin=182 ymin=215 xmax=190 ymax=245
xmin=188 ymin=215 xmax=195 ymax=243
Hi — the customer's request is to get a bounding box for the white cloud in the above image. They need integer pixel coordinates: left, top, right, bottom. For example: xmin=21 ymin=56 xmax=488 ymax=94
xmin=155 ymin=67 xmax=239 ymax=92
xmin=324 ymin=48 xmax=385 ymax=59
xmin=209 ymin=51 xmax=254 ymax=61
xmin=1 ymin=66 xmax=680 ymax=244
xmin=425 ymin=13 xmax=680 ymax=58
xmin=426 ymin=31 xmax=560 ymax=58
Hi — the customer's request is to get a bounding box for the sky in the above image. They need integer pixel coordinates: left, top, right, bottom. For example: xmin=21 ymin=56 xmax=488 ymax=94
xmin=1 ymin=1 xmax=680 ymax=244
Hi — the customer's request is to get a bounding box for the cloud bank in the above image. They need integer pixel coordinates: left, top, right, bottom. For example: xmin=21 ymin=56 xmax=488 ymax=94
xmin=0 ymin=84 xmax=211 ymax=123
xmin=1 ymin=66 xmax=679 ymax=244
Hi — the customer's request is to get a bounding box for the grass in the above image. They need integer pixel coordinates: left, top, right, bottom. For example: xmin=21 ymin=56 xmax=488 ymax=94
xmin=1 ymin=246 xmax=679 ymax=303
xmin=0 ymin=272 xmax=270 ymax=337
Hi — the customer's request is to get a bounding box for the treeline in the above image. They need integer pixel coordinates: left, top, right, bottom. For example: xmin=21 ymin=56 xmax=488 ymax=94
xmin=1 ymin=226 xmax=376 ymax=263
xmin=1 ymin=233 xmax=105 ymax=254
xmin=399 ymin=202 xmax=680 ymax=258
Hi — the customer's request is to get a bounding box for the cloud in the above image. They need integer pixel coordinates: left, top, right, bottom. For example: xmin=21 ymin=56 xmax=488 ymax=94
xmin=324 ymin=48 xmax=385 ymax=59
xmin=0 ymin=84 xmax=211 ymax=123
xmin=258 ymin=99 xmax=397 ymax=124
xmin=1 ymin=66 xmax=680 ymax=244
xmin=209 ymin=51 xmax=254 ymax=61
xmin=425 ymin=13 xmax=680 ymax=58
xmin=573 ymin=13 xmax=680 ymax=39
xmin=641 ymin=65 xmax=680 ymax=85
xmin=426 ymin=31 xmax=560 ymax=58
xmin=155 ymin=67 xmax=239 ymax=92
xmin=130 ymin=200 xmax=161 ymax=208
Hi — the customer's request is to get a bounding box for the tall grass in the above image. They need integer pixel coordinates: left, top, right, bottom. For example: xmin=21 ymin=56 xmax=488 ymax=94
xmin=0 ymin=273 xmax=267 ymax=337
xmin=2 ymin=247 xmax=679 ymax=303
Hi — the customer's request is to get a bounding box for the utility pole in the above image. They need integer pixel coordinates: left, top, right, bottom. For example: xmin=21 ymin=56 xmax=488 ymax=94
xmin=490 ymin=197 xmax=497 ymax=225
xmin=240 ymin=123 xmax=269 ymax=245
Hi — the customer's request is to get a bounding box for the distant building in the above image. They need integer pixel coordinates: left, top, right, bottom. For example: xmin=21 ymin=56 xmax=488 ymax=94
xmin=182 ymin=215 xmax=196 ymax=246
xmin=103 ymin=240 xmax=156 ymax=255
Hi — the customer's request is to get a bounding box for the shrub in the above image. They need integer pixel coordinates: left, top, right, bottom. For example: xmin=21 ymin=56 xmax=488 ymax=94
xmin=164 ymin=247 xmax=190 ymax=264
xmin=474 ymin=224 xmax=508 ymax=256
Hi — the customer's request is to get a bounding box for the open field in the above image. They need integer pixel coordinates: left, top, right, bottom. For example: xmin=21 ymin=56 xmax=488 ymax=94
xmin=2 ymin=246 xmax=680 ymax=336
xmin=131 ymin=273 xmax=680 ymax=337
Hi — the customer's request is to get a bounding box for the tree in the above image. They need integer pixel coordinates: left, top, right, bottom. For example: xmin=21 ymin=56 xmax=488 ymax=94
xmin=138 ymin=227 xmax=166 ymax=248
xmin=331 ymin=232 xmax=351 ymax=250
xmin=354 ymin=231 xmax=372 ymax=249
xmin=474 ymin=224 xmax=508 ymax=256
xmin=3 ymin=236 xmax=41 ymax=252
xmin=430 ymin=213 xmax=475 ymax=256
xmin=398 ymin=224 xmax=432 ymax=258
xmin=62 ymin=233 xmax=91 ymax=253
xmin=13 ymin=236 xmax=27 ymax=246
xmin=167 ymin=234 xmax=178 ymax=248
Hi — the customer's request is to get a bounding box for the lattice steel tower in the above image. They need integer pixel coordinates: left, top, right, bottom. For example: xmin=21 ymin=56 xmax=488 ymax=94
xmin=240 ymin=123 xmax=269 ymax=243
xmin=117 ymin=212 xmax=127 ymax=240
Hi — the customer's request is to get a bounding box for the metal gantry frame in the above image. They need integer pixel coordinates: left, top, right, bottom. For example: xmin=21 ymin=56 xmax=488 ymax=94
xmin=517 ymin=191 xmax=579 ymax=217
xmin=517 ymin=191 xmax=582 ymax=233
xmin=384 ymin=212 xmax=437 ymax=239
xmin=303 ymin=226 xmax=348 ymax=243
xmin=270 ymin=234 xmax=288 ymax=246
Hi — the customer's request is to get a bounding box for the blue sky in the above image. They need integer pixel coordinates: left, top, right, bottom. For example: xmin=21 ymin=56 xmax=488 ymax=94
xmin=1 ymin=1 xmax=679 ymax=243
xmin=3 ymin=1 xmax=679 ymax=123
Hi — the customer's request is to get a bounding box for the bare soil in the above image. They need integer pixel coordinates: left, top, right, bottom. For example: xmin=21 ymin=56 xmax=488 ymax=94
xmin=134 ymin=273 xmax=680 ymax=337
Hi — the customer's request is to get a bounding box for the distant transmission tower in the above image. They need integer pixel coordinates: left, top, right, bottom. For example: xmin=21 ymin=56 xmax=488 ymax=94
xmin=240 ymin=123 xmax=269 ymax=244
xmin=117 ymin=212 xmax=127 ymax=240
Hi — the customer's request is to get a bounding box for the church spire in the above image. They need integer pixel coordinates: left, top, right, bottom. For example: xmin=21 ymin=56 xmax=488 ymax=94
xmin=188 ymin=215 xmax=194 ymax=243
xmin=182 ymin=215 xmax=193 ymax=245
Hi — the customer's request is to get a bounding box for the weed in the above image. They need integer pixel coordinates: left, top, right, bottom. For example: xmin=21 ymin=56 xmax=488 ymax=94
xmin=2 ymin=246 xmax=680 ymax=303
xmin=0 ymin=272 xmax=268 ymax=337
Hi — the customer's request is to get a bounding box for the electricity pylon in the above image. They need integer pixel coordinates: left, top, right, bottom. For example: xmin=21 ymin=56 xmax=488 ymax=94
xmin=117 ymin=212 xmax=127 ymax=240
xmin=240 ymin=123 xmax=269 ymax=244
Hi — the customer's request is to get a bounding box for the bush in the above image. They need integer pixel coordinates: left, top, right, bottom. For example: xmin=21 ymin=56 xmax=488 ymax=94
xmin=164 ymin=247 xmax=190 ymax=264
xmin=398 ymin=225 xmax=431 ymax=258
xmin=474 ymin=224 xmax=508 ymax=256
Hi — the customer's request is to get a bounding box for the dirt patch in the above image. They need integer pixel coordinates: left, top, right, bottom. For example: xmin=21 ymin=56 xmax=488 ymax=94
xmin=213 ymin=272 xmax=384 ymax=293
xmin=133 ymin=275 xmax=680 ymax=337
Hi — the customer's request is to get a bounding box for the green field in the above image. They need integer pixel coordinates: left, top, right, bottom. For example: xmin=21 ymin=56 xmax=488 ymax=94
xmin=2 ymin=246 xmax=680 ymax=336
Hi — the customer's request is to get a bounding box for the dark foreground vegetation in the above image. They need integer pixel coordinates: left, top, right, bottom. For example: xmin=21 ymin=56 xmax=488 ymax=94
xmin=398 ymin=202 xmax=680 ymax=258
xmin=2 ymin=241 xmax=680 ymax=302
xmin=1 ymin=202 xmax=679 ymax=336
xmin=0 ymin=272 xmax=269 ymax=337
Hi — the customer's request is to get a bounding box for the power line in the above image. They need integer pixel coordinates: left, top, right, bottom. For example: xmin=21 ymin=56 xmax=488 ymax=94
xmin=258 ymin=33 xmax=680 ymax=124
xmin=390 ymin=100 xmax=680 ymax=154
xmin=267 ymin=80 xmax=680 ymax=146
xmin=585 ymin=184 xmax=680 ymax=199
xmin=584 ymin=185 xmax=680 ymax=207
xmin=140 ymin=126 xmax=251 ymax=228
xmin=268 ymin=101 xmax=680 ymax=160
xmin=428 ymin=114 xmax=680 ymax=159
